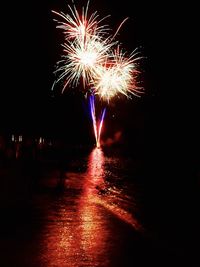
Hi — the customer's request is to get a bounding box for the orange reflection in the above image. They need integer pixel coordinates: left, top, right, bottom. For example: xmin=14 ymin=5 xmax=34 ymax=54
xmin=80 ymin=148 xmax=142 ymax=230
xmin=78 ymin=148 xmax=109 ymax=265
xmin=83 ymin=147 xmax=105 ymax=196
xmin=38 ymin=148 xmax=110 ymax=266
xmin=37 ymin=148 xmax=141 ymax=267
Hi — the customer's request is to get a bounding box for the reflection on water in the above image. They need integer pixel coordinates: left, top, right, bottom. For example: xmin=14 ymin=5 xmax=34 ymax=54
xmin=83 ymin=148 xmax=141 ymax=229
xmin=34 ymin=148 xmax=142 ymax=267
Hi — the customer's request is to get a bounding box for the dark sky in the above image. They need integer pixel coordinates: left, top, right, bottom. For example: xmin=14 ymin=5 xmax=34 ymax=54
xmin=0 ymin=0 xmax=196 ymax=147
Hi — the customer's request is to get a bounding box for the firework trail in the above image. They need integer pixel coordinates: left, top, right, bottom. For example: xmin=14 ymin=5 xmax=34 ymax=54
xmin=97 ymin=107 xmax=106 ymax=148
xmin=89 ymin=94 xmax=98 ymax=145
xmin=89 ymin=94 xmax=106 ymax=147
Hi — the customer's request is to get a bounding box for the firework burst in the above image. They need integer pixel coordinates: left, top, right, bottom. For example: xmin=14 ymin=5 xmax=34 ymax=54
xmin=52 ymin=1 xmax=143 ymax=147
xmin=52 ymin=1 xmax=115 ymax=91
xmin=54 ymin=35 xmax=114 ymax=91
xmin=52 ymin=1 xmax=110 ymax=42
xmin=92 ymin=46 xmax=142 ymax=101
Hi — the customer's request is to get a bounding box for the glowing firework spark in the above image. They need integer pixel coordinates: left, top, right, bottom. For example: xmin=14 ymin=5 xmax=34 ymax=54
xmin=93 ymin=46 xmax=142 ymax=101
xmin=55 ymin=35 xmax=114 ymax=91
xmin=52 ymin=1 xmax=110 ymax=42
xmin=52 ymin=1 xmax=115 ymax=91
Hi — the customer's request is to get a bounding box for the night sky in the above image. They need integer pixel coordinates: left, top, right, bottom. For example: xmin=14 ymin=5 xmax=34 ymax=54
xmin=0 ymin=0 xmax=196 ymax=149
